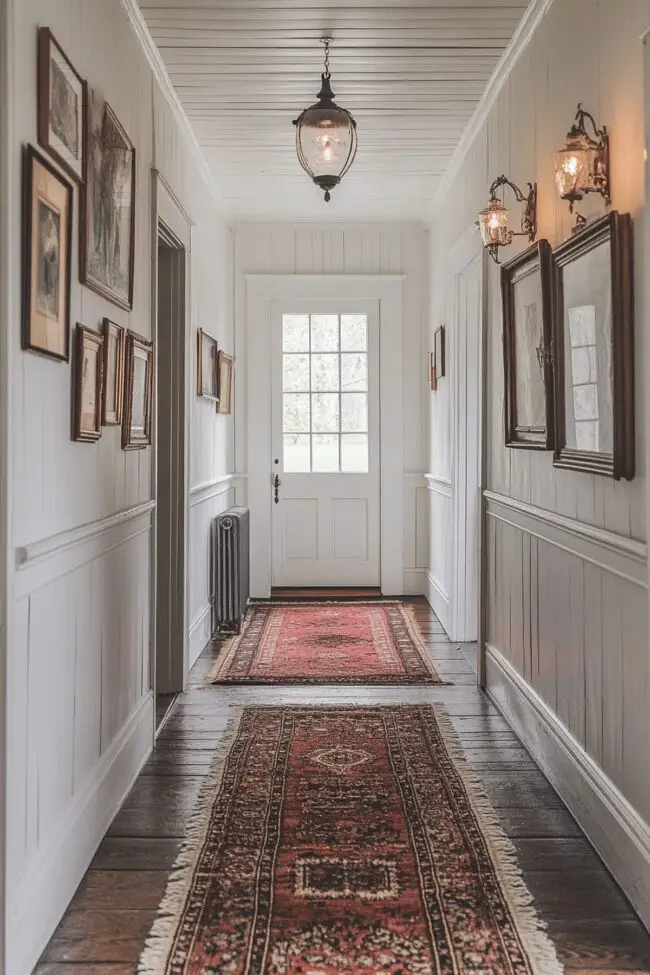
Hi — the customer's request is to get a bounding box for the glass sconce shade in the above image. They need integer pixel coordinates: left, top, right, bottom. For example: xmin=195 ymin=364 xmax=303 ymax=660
xmin=554 ymin=105 xmax=610 ymax=214
xmin=478 ymin=198 xmax=513 ymax=249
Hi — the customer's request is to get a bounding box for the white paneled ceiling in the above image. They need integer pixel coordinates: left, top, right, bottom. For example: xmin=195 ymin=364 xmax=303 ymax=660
xmin=139 ymin=0 xmax=528 ymax=220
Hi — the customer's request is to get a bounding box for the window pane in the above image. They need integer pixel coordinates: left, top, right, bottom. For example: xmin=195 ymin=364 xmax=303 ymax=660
xmin=341 ymin=393 xmax=367 ymax=432
xmin=311 ymin=393 xmax=339 ymax=432
xmin=283 ymin=393 xmax=310 ymax=433
xmin=312 ymin=434 xmax=339 ymax=472
xmin=341 ymin=314 xmax=367 ymax=351
xmin=311 ymin=354 xmax=339 ymax=391
xmin=341 ymin=353 xmax=367 ymax=392
xmin=311 ymin=314 xmax=339 ymax=351
xmin=283 ymin=314 xmax=309 ymax=352
xmin=283 ymin=354 xmax=309 ymax=392
xmin=284 ymin=434 xmax=311 ymax=472
xmin=341 ymin=434 xmax=368 ymax=472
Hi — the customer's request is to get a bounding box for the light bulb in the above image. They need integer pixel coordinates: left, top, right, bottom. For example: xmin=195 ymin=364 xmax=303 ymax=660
xmin=563 ymin=155 xmax=579 ymax=176
xmin=488 ymin=213 xmax=500 ymax=230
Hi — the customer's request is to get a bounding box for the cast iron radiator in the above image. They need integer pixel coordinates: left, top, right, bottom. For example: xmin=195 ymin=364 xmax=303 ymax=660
xmin=211 ymin=506 xmax=250 ymax=634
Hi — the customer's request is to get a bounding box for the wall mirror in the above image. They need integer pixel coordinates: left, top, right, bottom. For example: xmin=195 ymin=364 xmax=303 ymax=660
xmin=552 ymin=211 xmax=634 ymax=479
xmin=501 ymin=240 xmax=554 ymax=449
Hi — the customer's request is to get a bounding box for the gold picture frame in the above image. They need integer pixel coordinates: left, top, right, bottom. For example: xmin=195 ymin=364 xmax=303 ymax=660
xmin=197 ymin=328 xmax=219 ymax=401
xmin=73 ymin=323 xmax=103 ymax=442
xmin=101 ymin=318 xmax=125 ymax=425
xmin=216 ymin=350 xmax=233 ymax=414
xmin=122 ymin=330 xmax=153 ymax=450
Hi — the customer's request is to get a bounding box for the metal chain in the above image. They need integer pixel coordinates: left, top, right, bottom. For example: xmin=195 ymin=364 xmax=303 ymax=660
xmin=322 ymin=38 xmax=331 ymax=77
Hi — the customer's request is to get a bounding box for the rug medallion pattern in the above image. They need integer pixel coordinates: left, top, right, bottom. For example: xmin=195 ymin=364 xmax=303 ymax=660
xmin=206 ymin=601 xmax=443 ymax=684
xmin=139 ymin=706 xmax=562 ymax=975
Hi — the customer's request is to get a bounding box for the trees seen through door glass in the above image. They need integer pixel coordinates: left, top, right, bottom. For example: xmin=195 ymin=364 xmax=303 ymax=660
xmin=283 ymin=314 xmax=369 ymax=473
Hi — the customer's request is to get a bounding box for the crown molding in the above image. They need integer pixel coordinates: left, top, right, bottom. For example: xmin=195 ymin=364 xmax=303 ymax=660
xmin=430 ymin=0 xmax=555 ymax=218
xmin=120 ymin=0 xmax=229 ymax=219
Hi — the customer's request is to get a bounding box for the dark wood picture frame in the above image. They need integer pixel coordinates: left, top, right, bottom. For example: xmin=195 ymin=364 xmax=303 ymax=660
xmin=122 ymin=330 xmax=153 ymax=450
xmin=434 ymin=325 xmax=446 ymax=381
xmin=22 ymin=144 xmax=73 ymax=362
xmin=80 ymin=90 xmax=136 ymax=310
xmin=429 ymin=351 xmax=437 ymax=391
xmin=216 ymin=350 xmax=233 ymax=414
xmin=552 ymin=211 xmax=634 ymax=480
xmin=197 ymin=328 xmax=219 ymax=401
xmin=37 ymin=27 xmax=86 ymax=184
xmin=101 ymin=318 xmax=125 ymax=425
xmin=73 ymin=323 xmax=103 ymax=442
xmin=501 ymin=240 xmax=555 ymax=450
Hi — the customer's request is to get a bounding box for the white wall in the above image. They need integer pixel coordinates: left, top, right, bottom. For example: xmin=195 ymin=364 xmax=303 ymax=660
xmin=428 ymin=0 xmax=650 ymax=924
xmin=233 ymin=222 xmax=429 ymax=593
xmin=2 ymin=2 xmax=233 ymax=972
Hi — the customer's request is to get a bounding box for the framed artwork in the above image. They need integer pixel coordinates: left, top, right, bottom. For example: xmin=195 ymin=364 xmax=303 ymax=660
xmin=22 ymin=145 xmax=73 ymax=361
xmin=434 ymin=325 xmax=446 ymax=380
xmin=101 ymin=318 xmax=125 ymax=425
xmin=429 ymin=351 xmax=437 ymax=391
xmin=216 ymin=350 xmax=233 ymax=414
xmin=38 ymin=27 xmax=86 ymax=183
xmin=552 ymin=211 xmax=634 ymax=480
xmin=122 ymin=331 xmax=153 ymax=449
xmin=81 ymin=89 xmax=136 ymax=310
xmin=73 ymin=323 xmax=103 ymax=442
xmin=197 ymin=328 xmax=219 ymax=401
xmin=501 ymin=240 xmax=554 ymax=450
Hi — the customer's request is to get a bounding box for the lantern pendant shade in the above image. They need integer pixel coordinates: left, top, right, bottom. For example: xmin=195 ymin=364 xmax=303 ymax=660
xmin=553 ymin=105 xmax=610 ymax=213
xmin=293 ymin=48 xmax=358 ymax=201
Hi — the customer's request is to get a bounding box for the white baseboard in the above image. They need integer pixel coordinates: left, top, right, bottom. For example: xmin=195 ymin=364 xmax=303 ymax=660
xmin=403 ymin=568 xmax=426 ymax=595
xmin=7 ymin=692 xmax=154 ymax=975
xmin=189 ymin=602 xmax=213 ymax=668
xmin=486 ymin=645 xmax=650 ymax=929
xmin=426 ymin=570 xmax=451 ymax=633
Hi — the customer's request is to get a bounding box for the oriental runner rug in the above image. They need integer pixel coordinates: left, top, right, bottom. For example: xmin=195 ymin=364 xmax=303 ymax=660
xmin=205 ymin=601 xmax=444 ymax=685
xmin=138 ymin=705 xmax=563 ymax=975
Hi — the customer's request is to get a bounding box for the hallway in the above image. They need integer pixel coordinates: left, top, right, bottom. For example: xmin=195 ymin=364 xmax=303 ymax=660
xmin=35 ymin=602 xmax=650 ymax=972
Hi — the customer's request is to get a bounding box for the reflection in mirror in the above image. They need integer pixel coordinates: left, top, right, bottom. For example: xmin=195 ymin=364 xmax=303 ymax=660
xmin=562 ymin=240 xmax=613 ymax=455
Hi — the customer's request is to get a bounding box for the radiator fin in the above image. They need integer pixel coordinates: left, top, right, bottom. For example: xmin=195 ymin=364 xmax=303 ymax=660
xmin=211 ymin=506 xmax=250 ymax=634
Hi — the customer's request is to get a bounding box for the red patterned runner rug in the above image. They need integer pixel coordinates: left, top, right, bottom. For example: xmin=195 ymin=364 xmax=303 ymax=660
xmin=205 ymin=601 xmax=445 ymax=685
xmin=139 ymin=705 xmax=563 ymax=975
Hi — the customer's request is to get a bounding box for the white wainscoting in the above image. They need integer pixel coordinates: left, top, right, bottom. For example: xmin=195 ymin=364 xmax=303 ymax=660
xmin=188 ymin=474 xmax=235 ymax=667
xmin=484 ymin=490 xmax=650 ymax=927
xmin=426 ymin=473 xmax=453 ymax=632
xmin=7 ymin=504 xmax=155 ymax=975
xmin=403 ymin=473 xmax=428 ymax=595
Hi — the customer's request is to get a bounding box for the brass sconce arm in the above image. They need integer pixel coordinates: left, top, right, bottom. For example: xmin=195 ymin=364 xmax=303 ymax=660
xmin=487 ymin=175 xmax=538 ymax=241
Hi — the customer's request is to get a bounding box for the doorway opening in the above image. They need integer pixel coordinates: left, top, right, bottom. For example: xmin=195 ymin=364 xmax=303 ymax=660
xmin=155 ymin=221 xmax=187 ymax=730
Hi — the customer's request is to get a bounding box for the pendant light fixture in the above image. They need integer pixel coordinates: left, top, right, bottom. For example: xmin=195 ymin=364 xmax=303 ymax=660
xmin=293 ymin=38 xmax=358 ymax=202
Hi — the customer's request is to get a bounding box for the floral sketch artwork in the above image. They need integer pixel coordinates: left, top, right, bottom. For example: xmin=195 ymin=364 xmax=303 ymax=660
xmin=37 ymin=202 xmax=61 ymax=317
xmin=82 ymin=90 xmax=135 ymax=309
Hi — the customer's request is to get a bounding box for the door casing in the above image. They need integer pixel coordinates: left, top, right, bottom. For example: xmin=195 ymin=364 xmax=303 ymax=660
xmin=246 ymin=274 xmax=405 ymax=598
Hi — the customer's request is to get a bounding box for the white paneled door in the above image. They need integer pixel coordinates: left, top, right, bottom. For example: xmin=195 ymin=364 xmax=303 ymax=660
xmin=271 ymin=301 xmax=380 ymax=587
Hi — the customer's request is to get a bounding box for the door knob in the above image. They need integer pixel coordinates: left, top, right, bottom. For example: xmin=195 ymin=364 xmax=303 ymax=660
xmin=272 ymin=472 xmax=281 ymax=504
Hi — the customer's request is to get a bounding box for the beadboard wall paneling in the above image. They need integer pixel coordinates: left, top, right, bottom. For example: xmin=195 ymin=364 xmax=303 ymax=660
xmin=5 ymin=2 xmax=232 ymax=972
xmin=428 ymin=0 xmax=650 ymax=911
xmin=233 ymin=223 xmax=429 ymax=592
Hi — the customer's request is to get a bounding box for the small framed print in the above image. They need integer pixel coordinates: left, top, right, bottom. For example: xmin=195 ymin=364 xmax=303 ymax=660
xmin=73 ymin=323 xmax=103 ymax=442
xmin=22 ymin=145 xmax=73 ymax=361
xmin=216 ymin=351 xmax=233 ymax=414
xmin=101 ymin=318 xmax=125 ymax=425
xmin=501 ymin=240 xmax=554 ymax=450
xmin=434 ymin=326 xmax=446 ymax=381
xmin=197 ymin=328 xmax=219 ymax=401
xmin=122 ymin=331 xmax=153 ymax=450
xmin=429 ymin=351 xmax=437 ymax=391
xmin=38 ymin=27 xmax=86 ymax=183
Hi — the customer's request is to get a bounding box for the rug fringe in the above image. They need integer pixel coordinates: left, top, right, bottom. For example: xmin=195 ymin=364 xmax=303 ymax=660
xmin=136 ymin=712 xmax=243 ymax=974
xmin=434 ymin=707 xmax=565 ymax=975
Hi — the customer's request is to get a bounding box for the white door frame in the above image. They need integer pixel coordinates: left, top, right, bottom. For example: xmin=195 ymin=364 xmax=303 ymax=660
xmin=151 ymin=171 xmax=193 ymax=704
xmin=246 ymin=274 xmax=405 ymax=598
xmin=446 ymin=226 xmax=486 ymax=650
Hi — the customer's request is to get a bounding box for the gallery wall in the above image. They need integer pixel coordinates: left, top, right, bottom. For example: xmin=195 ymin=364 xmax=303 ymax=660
xmin=232 ymin=222 xmax=430 ymax=594
xmin=1 ymin=1 xmax=233 ymax=972
xmin=428 ymin=0 xmax=650 ymax=922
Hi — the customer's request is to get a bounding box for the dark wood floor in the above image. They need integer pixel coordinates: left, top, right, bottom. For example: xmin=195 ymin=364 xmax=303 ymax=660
xmin=35 ymin=599 xmax=650 ymax=973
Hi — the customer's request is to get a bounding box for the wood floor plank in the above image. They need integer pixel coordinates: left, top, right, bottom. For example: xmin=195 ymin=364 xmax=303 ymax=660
xmin=91 ymin=837 xmax=182 ymax=872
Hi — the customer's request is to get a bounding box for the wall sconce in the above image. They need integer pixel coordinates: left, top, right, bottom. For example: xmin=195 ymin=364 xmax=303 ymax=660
xmin=554 ymin=103 xmax=610 ymax=227
xmin=478 ymin=175 xmax=537 ymax=264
